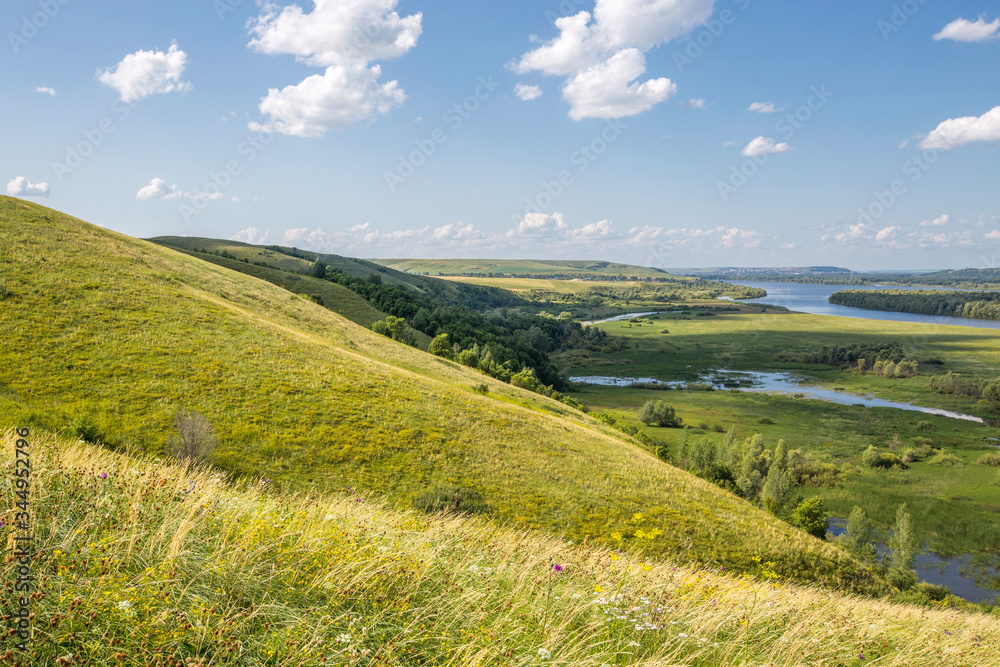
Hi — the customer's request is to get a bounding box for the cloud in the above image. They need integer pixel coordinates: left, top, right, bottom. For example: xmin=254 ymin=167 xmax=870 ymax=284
xmin=563 ymin=49 xmax=677 ymax=120
xmin=919 ymin=214 xmax=951 ymax=227
xmin=136 ymin=177 xmax=225 ymax=202
xmin=247 ymin=0 xmax=420 ymax=136
xmin=687 ymin=98 xmax=706 ymax=109
xmin=514 ymin=83 xmax=543 ymax=101
xmin=97 ymin=42 xmax=192 ymax=103
xmin=986 ymin=230 xmax=1000 ymax=241
xmin=248 ymin=63 xmax=406 ymax=137
xmin=819 ymin=222 xmax=982 ymax=252
xmin=920 ymin=106 xmax=1000 ymax=150
xmin=933 ymin=16 xmax=1000 ymax=42
xmin=514 ymin=0 xmax=713 ymax=120
xmin=35 ymin=86 xmax=56 ymax=96
xmin=231 ymin=227 xmax=272 ymax=244
xmin=6 ymin=176 xmax=49 ymax=197
xmin=741 ymin=136 xmax=792 ymax=157
xmin=747 ymin=101 xmax=777 ymax=113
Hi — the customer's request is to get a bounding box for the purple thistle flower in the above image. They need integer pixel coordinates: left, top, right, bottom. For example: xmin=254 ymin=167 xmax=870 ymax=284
xmin=552 ymin=564 xmax=563 ymax=573
xmin=100 ymin=472 xmax=108 ymax=479
xmin=859 ymin=654 xmax=864 ymax=661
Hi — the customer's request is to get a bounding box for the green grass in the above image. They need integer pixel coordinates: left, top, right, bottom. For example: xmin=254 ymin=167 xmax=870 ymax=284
xmin=0 ymin=196 xmax=879 ymax=593
xmin=3 ymin=429 xmax=997 ymax=666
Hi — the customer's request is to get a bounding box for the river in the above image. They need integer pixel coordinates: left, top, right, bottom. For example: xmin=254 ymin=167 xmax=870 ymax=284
xmin=732 ymin=281 xmax=1000 ymax=330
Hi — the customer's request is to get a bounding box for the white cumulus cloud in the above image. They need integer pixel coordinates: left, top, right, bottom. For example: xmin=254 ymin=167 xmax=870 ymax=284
xmin=514 ymin=83 xmax=543 ymax=101
xmin=231 ymin=227 xmax=272 ymax=244
xmin=514 ymin=0 xmax=713 ymax=120
xmin=136 ymin=177 xmax=225 ymax=202
xmin=6 ymin=176 xmax=49 ymax=197
xmin=747 ymin=101 xmax=777 ymax=113
xmin=919 ymin=214 xmax=951 ymax=227
xmin=563 ymin=49 xmax=677 ymax=120
xmin=97 ymin=42 xmax=192 ymax=103
xmin=920 ymin=106 xmax=1000 ymax=150
xmin=247 ymin=0 xmax=420 ymax=136
xmin=933 ymin=15 xmax=1000 ymax=42
xmin=35 ymin=86 xmax=56 ymax=96
xmin=741 ymin=136 xmax=792 ymax=157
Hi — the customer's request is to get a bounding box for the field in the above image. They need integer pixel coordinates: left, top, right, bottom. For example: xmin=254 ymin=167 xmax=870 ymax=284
xmin=556 ymin=309 xmax=1000 ymax=565
xmin=2 ymin=428 xmax=998 ymax=666
xmin=0 ymin=196 xmax=878 ymax=593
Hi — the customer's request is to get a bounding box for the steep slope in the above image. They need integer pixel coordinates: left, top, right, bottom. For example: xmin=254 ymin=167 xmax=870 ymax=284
xmin=2 ymin=429 xmax=995 ymax=666
xmin=0 ymin=197 xmax=879 ymax=592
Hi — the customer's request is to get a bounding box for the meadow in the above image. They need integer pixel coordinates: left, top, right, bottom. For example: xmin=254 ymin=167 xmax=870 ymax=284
xmin=0 ymin=196 xmax=877 ymax=592
xmin=2 ymin=428 xmax=997 ymax=666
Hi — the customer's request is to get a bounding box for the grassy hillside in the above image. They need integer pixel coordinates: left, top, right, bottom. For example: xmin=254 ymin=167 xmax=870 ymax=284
xmin=2 ymin=429 xmax=997 ymax=666
xmin=0 ymin=197 xmax=879 ymax=592
xmin=377 ymin=258 xmax=677 ymax=280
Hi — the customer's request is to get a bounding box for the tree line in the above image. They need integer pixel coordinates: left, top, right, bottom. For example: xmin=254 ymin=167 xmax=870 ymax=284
xmin=829 ymin=289 xmax=1000 ymax=321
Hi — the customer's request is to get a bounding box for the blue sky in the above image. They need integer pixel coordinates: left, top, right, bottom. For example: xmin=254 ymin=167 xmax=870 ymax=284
xmin=2 ymin=0 xmax=999 ymax=270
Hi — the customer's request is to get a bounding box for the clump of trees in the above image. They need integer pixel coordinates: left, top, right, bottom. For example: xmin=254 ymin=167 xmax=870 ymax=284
xmin=839 ymin=504 xmax=920 ymax=591
xmin=370 ymin=315 xmax=417 ymax=347
xmin=672 ymin=429 xmax=830 ymax=540
xmin=803 ymin=340 xmax=919 ymax=378
xmin=830 ymin=288 xmax=1000 ymax=321
xmin=638 ymin=401 xmax=683 ymax=428
xmin=927 ymin=371 xmax=1000 ymax=409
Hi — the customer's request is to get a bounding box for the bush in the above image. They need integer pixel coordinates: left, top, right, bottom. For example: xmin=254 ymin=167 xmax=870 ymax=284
xmin=0 ymin=284 xmax=12 ymax=301
xmin=457 ymin=349 xmax=480 ymax=367
xmin=977 ymin=452 xmax=1000 ymax=466
xmin=758 ymin=417 xmax=775 ymax=425
xmin=168 ymin=410 xmax=218 ymax=472
xmin=928 ymin=451 xmax=963 ymax=467
xmin=790 ymin=496 xmax=828 ymax=539
xmin=70 ymin=415 xmax=103 ymax=444
xmin=471 ymin=383 xmax=490 ymax=394
xmin=308 ymin=294 xmax=324 ymax=306
xmin=637 ymin=401 xmax=683 ymax=428
xmin=428 ymin=333 xmax=454 ymax=360
xmin=370 ymin=316 xmax=417 ymax=347
xmin=412 ymin=487 xmax=490 ymax=516
xmin=310 ymin=259 xmax=327 ymax=279
xmin=862 ymin=445 xmax=885 ymax=469
xmin=914 ymin=582 xmax=950 ymax=602
xmin=917 ymin=421 xmax=937 ymax=431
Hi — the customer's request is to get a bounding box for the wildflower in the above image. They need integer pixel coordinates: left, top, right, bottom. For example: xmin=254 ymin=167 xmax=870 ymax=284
xmin=336 ymin=633 xmax=352 ymax=644
xmin=859 ymin=654 xmax=864 ymax=660
xmin=117 ymin=600 xmax=131 ymax=610
xmin=100 ymin=472 xmax=108 ymax=479
xmin=537 ymin=648 xmax=551 ymax=659
xmin=552 ymin=564 xmax=563 ymax=573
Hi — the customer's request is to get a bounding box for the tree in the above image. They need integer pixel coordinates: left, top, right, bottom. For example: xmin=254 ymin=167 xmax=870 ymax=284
xmin=761 ymin=465 xmax=794 ymax=516
xmin=736 ymin=434 xmax=770 ymax=503
xmin=429 ymin=333 xmax=454 ymax=360
xmin=370 ymin=316 xmax=416 ymax=347
xmin=637 ymin=401 xmax=682 ymax=428
xmin=168 ymin=410 xmax=218 ymax=473
xmin=790 ymin=496 xmax=827 ymax=539
xmin=862 ymin=445 xmax=884 ymax=468
xmin=840 ymin=506 xmax=878 ymax=567
xmin=885 ymin=503 xmax=918 ymax=590
xmin=310 ymin=258 xmax=327 ymax=279
xmin=773 ymin=438 xmax=788 ymax=471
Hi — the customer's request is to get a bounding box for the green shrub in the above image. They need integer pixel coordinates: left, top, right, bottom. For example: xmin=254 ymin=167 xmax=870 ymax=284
xmin=592 ymin=412 xmax=618 ymax=427
xmin=913 ymin=436 xmax=933 ymax=447
xmin=471 ymin=383 xmax=490 ymax=395
xmin=862 ymin=445 xmax=884 ymax=469
xmin=713 ymin=424 xmax=725 ymax=433
xmin=412 ymin=487 xmax=490 ymax=516
xmin=429 ymin=333 xmax=454 ymax=360
xmin=914 ymin=443 xmax=935 ymax=459
xmin=758 ymin=417 xmax=775 ymax=425
xmin=637 ymin=401 xmax=682 ymax=428
xmin=307 ymin=294 xmax=324 ymax=306
xmin=914 ymin=582 xmax=950 ymax=601
xmin=370 ymin=316 xmax=417 ymax=346
xmin=457 ymin=349 xmax=480 ymax=367
xmin=790 ymin=496 xmax=827 ymax=539
xmin=70 ymin=415 xmax=103 ymax=444
xmin=977 ymin=452 xmax=1000 ymax=466
xmin=0 ymin=284 xmax=12 ymax=301
xmin=928 ymin=451 xmax=963 ymax=467
xmin=917 ymin=421 xmax=937 ymax=431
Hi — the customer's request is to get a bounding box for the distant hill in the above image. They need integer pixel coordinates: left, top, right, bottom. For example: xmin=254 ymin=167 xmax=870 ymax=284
xmin=0 ymin=196 xmax=880 ymax=592
xmin=677 ymin=266 xmax=853 ymax=277
xmin=377 ymin=258 xmax=678 ymax=280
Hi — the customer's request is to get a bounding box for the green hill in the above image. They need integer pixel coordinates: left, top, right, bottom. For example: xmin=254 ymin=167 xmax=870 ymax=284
xmin=377 ymin=258 xmax=677 ymax=280
xmin=1 ymin=196 xmax=879 ymax=593
xmin=3 ymin=429 xmax=995 ymax=666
